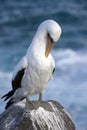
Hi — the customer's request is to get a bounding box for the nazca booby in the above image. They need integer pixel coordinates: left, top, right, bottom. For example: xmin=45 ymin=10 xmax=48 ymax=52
xmin=2 ymin=20 xmax=62 ymax=109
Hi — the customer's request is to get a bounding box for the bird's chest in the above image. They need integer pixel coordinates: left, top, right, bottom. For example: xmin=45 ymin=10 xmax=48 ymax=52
xmin=28 ymin=60 xmax=52 ymax=85
xmin=22 ymin=56 xmax=53 ymax=93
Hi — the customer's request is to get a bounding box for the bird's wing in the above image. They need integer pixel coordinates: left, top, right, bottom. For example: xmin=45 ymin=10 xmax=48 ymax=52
xmin=12 ymin=56 xmax=28 ymax=90
xmin=1 ymin=56 xmax=28 ymax=101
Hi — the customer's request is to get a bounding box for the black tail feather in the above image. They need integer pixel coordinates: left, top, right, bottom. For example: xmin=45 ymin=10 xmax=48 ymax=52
xmin=5 ymin=98 xmax=14 ymax=109
xmin=2 ymin=90 xmax=25 ymax=109
xmin=1 ymin=90 xmax=15 ymax=101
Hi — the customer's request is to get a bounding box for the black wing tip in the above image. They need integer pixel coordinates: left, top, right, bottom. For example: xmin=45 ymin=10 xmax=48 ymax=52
xmin=1 ymin=90 xmax=14 ymax=101
xmin=1 ymin=92 xmax=14 ymax=109
xmin=52 ymin=68 xmax=55 ymax=74
xmin=1 ymin=95 xmax=5 ymax=99
xmin=1 ymin=94 xmax=8 ymax=101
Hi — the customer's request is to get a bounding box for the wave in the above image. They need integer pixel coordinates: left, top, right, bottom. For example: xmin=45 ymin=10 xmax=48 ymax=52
xmin=52 ymin=49 xmax=87 ymax=88
xmin=53 ymin=49 xmax=87 ymax=68
xmin=0 ymin=71 xmax=12 ymax=79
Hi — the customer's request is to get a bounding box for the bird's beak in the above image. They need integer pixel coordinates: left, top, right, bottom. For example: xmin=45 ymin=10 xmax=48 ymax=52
xmin=45 ymin=37 xmax=55 ymax=57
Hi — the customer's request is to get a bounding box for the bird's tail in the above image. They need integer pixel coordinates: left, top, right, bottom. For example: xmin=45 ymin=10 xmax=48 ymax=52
xmin=1 ymin=90 xmax=15 ymax=109
xmin=1 ymin=90 xmax=25 ymax=109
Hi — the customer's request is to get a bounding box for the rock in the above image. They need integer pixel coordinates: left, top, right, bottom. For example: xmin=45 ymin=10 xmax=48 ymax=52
xmin=0 ymin=100 xmax=75 ymax=130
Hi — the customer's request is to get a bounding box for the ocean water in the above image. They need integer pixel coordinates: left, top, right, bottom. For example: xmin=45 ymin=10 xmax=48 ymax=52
xmin=0 ymin=0 xmax=87 ymax=130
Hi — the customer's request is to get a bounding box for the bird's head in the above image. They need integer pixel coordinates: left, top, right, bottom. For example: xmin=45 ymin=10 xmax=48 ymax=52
xmin=32 ymin=20 xmax=62 ymax=57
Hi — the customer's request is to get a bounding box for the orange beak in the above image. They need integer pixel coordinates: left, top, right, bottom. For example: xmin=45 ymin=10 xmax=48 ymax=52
xmin=45 ymin=36 xmax=55 ymax=57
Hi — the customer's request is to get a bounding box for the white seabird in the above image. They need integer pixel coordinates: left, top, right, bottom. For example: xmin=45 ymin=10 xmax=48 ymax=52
xmin=2 ymin=20 xmax=62 ymax=109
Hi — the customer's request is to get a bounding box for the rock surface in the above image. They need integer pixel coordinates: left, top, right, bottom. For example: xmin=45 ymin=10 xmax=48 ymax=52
xmin=0 ymin=100 xmax=75 ymax=130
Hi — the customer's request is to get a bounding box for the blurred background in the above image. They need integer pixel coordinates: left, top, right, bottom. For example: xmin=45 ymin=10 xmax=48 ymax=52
xmin=0 ymin=0 xmax=87 ymax=129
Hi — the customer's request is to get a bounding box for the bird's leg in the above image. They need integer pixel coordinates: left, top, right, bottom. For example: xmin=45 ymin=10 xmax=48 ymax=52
xmin=38 ymin=92 xmax=43 ymax=101
xmin=26 ymin=96 xmax=37 ymax=109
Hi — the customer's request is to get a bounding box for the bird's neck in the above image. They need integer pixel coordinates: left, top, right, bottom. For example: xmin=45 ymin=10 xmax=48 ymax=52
xmin=27 ymin=31 xmax=47 ymax=58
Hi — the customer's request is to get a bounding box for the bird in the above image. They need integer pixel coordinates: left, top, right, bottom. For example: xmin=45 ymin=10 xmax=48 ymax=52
xmin=2 ymin=19 xmax=62 ymax=109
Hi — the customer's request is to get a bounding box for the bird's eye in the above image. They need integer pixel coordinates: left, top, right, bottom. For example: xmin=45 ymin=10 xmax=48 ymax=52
xmin=47 ymin=33 xmax=54 ymax=43
xmin=47 ymin=33 xmax=50 ymax=38
xmin=50 ymin=37 xmax=53 ymax=43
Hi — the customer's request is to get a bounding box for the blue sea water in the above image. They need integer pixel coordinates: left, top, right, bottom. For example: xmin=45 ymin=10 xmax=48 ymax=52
xmin=0 ymin=0 xmax=87 ymax=129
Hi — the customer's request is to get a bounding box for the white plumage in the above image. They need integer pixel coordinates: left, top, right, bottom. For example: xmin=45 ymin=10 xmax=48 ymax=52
xmin=2 ymin=20 xmax=62 ymax=109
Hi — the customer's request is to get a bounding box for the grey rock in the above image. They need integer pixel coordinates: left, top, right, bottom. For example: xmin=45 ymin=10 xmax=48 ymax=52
xmin=0 ymin=100 xmax=75 ymax=130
